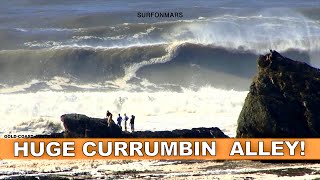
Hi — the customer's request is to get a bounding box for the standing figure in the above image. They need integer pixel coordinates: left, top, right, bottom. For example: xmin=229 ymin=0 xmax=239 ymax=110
xmin=117 ymin=114 xmax=122 ymax=129
xmin=106 ymin=110 xmax=113 ymax=127
xmin=124 ymin=113 xmax=129 ymax=131
xmin=130 ymin=115 xmax=135 ymax=132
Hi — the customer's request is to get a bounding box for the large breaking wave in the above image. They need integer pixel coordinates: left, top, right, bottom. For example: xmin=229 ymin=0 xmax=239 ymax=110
xmin=0 ymin=43 xmax=313 ymax=93
xmin=1 ymin=12 xmax=320 ymax=93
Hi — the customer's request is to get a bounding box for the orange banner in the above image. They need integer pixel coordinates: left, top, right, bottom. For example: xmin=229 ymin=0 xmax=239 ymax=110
xmin=0 ymin=138 xmax=315 ymax=160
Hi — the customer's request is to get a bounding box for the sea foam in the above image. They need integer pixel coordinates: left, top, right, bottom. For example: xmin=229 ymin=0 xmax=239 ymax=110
xmin=0 ymin=86 xmax=247 ymax=137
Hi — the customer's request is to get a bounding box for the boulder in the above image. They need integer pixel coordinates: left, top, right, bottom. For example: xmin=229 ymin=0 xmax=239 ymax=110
xmin=237 ymin=50 xmax=320 ymax=138
xmin=60 ymin=114 xmax=122 ymax=138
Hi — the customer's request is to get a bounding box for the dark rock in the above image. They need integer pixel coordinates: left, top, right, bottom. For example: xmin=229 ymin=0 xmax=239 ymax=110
xmin=60 ymin=114 xmax=122 ymax=138
xmin=35 ymin=114 xmax=228 ymax=138
xmin=129 ymin=127 xmax=228 ymax=138
xmin=34 ymin=133 xmax=64 ymax=138
xmin=237 ymin=50 xmax=320 ymax=138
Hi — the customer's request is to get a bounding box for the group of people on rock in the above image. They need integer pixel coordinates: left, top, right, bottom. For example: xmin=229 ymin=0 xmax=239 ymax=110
xmin=106 ymin=110 xmax=135 ymax=132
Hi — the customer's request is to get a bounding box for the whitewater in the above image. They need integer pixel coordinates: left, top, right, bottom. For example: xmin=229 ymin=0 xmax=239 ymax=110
xmin=0 ymin=87 xmax=247 ymax=137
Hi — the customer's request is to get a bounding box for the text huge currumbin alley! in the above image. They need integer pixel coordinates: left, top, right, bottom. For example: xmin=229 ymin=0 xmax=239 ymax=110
xmin=0 ymin=138 xmax=312 ymax=160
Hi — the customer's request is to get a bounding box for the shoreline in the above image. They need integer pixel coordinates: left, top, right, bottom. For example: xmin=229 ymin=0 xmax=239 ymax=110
xmin=2 ymin=159 xmax=320 ymax=179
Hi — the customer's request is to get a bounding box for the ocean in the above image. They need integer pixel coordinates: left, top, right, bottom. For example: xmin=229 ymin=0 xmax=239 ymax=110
xmin=1 ymin=0 xmax=320 ymax=178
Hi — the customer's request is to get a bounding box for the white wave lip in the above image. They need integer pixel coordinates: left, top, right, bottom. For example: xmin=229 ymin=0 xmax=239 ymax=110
xmin=22 ymin=13 xmax=320 ymax=64
xmin=0 ymin=86 xmax=247 ymax=137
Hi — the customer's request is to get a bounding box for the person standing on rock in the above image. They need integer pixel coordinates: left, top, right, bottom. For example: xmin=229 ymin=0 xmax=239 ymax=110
xmin=106 ymin=110 xmax=113 ymax=127
xmin=130 ymin=115 xmax=135 ymax=132
xmin=124 ymin=113 xmax=129 ymax=131
xmin=117 ymin=114 xmax=122 ymax=129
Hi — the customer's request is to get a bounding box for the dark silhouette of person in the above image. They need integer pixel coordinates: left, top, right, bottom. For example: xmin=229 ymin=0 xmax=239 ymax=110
xmin=106 ymin=110 xmax=112 ymax=127
xmin=117 ymin=114 xmax=122 ymax=129
xmin=124 ymin=113 xmax=129 ymax=131
xmin=130 ymin=115 xmax=135 ymax=132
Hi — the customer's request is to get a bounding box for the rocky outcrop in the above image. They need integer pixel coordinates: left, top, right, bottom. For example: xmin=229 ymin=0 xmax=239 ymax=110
xmin=61 ymin=114 xmax=122 ymax=138
xmin=128 ymin=127 xmax=228 ymax=138
xmin=237 ymin=50 xmax=320 ymax=138
xmin=35 ymin=114 xmax=228 ymax=138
